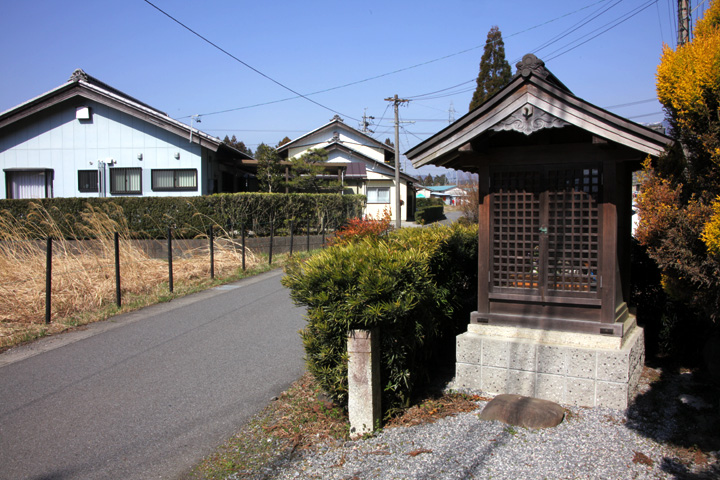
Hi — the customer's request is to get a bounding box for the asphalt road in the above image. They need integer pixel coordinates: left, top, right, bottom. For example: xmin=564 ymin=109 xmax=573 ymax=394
xmin=0 ymin=269 xmax=307 ymax=480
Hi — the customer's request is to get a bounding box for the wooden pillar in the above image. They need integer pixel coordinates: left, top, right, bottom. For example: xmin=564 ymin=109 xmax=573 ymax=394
xmin=600 ymin=159 xmax=618 ymax=324
xmin=476 ymin=161 xmax=490 ymax=318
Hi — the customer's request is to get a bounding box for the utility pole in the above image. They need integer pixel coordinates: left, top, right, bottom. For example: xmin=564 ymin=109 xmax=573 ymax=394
xmin=449 ymin=101 xmax=456 ymax=124
xmin=678 ymin=0 xmax=691 ymax=46
xmin=385 ymin=94 xmax=410 ymax=229
xmin=360 ymin=108 xmax=375 ymax=133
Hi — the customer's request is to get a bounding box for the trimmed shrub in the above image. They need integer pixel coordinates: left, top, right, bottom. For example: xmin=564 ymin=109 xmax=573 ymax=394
xmin=416 ymin=197 xmax=444 ymax=209
xmin=415 ymin=205 xmax=445 ymax=224
xmin=282 ymin=223 xmax=478 ymax=417
xmin=0 ymin=193 xmax=365 ymax=239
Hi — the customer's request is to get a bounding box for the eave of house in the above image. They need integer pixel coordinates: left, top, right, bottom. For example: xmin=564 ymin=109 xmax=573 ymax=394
xmin=323 ymin=142 xmax=415 ymax=183
xmin=0 ymin=69 xmax=246 ymax=157
xmin=277 ymin=115 xmax=394 ymax=160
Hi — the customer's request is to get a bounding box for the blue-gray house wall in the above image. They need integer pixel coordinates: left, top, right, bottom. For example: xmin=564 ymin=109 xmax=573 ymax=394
xmin=0 ymin=99 xmax=209 ymax=199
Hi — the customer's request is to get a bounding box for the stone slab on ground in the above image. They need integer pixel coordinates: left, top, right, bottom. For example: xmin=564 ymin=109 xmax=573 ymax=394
xmin=480 ymin=394 xmax=566 ymax=429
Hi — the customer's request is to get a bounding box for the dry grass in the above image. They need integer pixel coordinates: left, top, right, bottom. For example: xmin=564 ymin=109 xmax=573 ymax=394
xmin=0 ymin=202 xmax=265 ymax=352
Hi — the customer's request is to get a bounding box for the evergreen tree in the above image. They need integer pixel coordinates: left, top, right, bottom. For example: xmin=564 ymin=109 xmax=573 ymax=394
xmin=286 ymin=149 xmax=341 ymax=193
xmin=469 ymin=26 xmax=512 ymax=111
xmin=254 ymin=143 xmax=283 ymax=193
xmin=222 ymin=135 xmax=253 ymax=157
xmin=277 ymin=136 xmax=292 ymax=148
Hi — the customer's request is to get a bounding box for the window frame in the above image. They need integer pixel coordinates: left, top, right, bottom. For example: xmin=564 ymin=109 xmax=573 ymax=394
xmin=366 ymin=186 xmax=391 ymax=204
xmin=78 ymin=169 xmax=99 ymax=193
xmin=151 ymin=169 xmax=198 ymax=192
xmin=109 ymin=167 xmax=142 ymax=195
xmin=4 ymin=168 xmax=54 ymax=199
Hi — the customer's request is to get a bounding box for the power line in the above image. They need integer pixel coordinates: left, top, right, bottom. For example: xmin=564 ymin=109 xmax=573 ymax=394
xmin=405 ymin=80 xmax=476 ymax=100
xmin=172 ymin=0 xmax=613 ymax=119
xmin=603 ymin=98 xmax=658 ymax=109
xmin=142 ymin=0 xmax=358 ymax=122
xmin=655 ymin=0 xmax=667 ymax=45
xmin=627 ymin=111 xmax=664 ymax=119
xmin=203 ymin=129 xmax=309 ymax=133
xmin=520 ymin=0 xmax=625 ymax=62
xmin=545 ymin=0 xmax=660 ymax=62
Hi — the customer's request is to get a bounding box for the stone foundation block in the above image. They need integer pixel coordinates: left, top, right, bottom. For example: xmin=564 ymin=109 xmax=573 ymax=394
xmin=454 ymin=321 xmax=645 ymax=409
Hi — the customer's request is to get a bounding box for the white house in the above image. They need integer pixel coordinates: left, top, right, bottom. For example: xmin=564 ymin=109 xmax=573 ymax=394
xmin=276 ymin=115 xmax=416 ymax=220
xmin=420 ymin=185 xmax=467 ymax=205
xmin=0 ymin=69 xmax=253 ymax=200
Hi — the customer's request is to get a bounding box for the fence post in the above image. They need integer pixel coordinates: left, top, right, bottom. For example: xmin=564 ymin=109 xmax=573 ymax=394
xmin=45 ymin=236 xmax=52 ymax=324
xmin=168 ymin=227 xmax=174 ymax=293
xmin=289 ymin=220 xmax=294 ymax=256
xmin=268 ymin=219 xmax=274 ymax=265
xmin=241 ymin=222 xmax=246 ymax=272
xmin=114 ymin=232 xmax=121 ymax=307
xmin=306 ymin=218 xmax=311 ymax=252
xmin=321 ymin=221 xmax=326 ymax=247
xmin=209 ymin=225 xmax=215 ymax=279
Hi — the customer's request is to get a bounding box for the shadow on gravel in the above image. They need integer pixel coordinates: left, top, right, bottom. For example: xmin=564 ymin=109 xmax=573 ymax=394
xmin=625 ymin=363 xmax=720 ymax=479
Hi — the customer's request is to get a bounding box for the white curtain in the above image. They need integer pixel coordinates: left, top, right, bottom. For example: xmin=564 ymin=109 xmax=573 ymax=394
xmin=176 ymin=170 xmax=196 ymax=188
xmin=367 ymin=187 xmax=390 ymax=203
xmin=111 ymin=168 xmax=141 ymax=193
xmin=153 ymin=170 xmax=174 ymax=189
xmin=152 ymin=170 xmax=196 ymax=190
xmin=7 ymin=171 xmax=50 ymax=199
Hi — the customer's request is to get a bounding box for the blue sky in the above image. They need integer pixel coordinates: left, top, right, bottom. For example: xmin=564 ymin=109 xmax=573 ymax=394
xmin=0 ymin=0 xmax=709 ymax=179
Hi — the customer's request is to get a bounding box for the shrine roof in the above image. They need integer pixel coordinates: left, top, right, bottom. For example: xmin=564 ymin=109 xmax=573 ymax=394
xmin=405 ymin=54 xmax=672 ymax=171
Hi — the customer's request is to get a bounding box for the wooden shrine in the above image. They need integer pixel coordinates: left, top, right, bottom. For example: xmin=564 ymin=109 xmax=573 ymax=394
xmin=406 ymin=54 xmax=672 ymax=408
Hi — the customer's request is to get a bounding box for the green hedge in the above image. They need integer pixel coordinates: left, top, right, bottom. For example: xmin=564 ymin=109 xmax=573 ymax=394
xmin=415 ymin=205 xmax=445 ymax=224
xmin=282 ymin=223 xmax=478 ymax=417
xmin=0 ymin=193 xmax=365 ymax=238
xmin=416 ymin=197 xmax=444 ymax=209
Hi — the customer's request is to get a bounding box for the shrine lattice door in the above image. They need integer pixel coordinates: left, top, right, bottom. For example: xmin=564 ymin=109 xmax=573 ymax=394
xmin=489 ymin=165 xmax=601 ymax=301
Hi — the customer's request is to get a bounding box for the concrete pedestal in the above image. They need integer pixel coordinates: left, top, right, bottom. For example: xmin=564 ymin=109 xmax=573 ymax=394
xmin=454 ymin=317 xmax=644 ymax=409
xmin=347 ymin=329 xmax=380 ymax=438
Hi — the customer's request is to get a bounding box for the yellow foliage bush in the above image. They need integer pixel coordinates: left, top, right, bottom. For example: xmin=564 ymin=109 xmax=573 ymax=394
xmin=656 ymin=0 xmax=720 ymax=167
xmin=701 ymin=196 xmax=720 ymax=256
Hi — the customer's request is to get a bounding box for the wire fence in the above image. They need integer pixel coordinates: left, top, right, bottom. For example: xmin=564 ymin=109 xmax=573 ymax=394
xmin=0 ymin=217 xmax=339 ymax=326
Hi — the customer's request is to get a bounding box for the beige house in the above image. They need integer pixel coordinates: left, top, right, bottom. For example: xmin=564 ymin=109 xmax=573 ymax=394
xmin=277 ymin=115 xmax=416 ymax=220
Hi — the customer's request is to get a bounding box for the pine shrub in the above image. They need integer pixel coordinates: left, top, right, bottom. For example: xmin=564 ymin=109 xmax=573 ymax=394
xmin=282 ymin=223 xmax=478 ymax=417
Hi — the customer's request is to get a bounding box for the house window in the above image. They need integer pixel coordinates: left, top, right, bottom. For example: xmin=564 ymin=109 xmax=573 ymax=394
xmin=151 ymin=169 xmax=198 ymax=191
xmin=110 ymin=167 xmax=142 ymax=194
xmin=78 ymin=170 xmax=99 ymax=193
xmin=367 ymin=186 xmax=390 ymax=203
xmin=5 ymin=169 xmax=53 ymax=199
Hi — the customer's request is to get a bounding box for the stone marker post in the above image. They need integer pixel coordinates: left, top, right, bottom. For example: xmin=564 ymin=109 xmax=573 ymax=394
xmin=347 ymin=329 xmax=380 ymax=438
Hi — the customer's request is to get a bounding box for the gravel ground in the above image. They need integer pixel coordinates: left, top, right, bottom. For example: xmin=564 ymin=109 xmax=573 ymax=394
xmin=262 ymin=369 xmax=719 ymax=480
